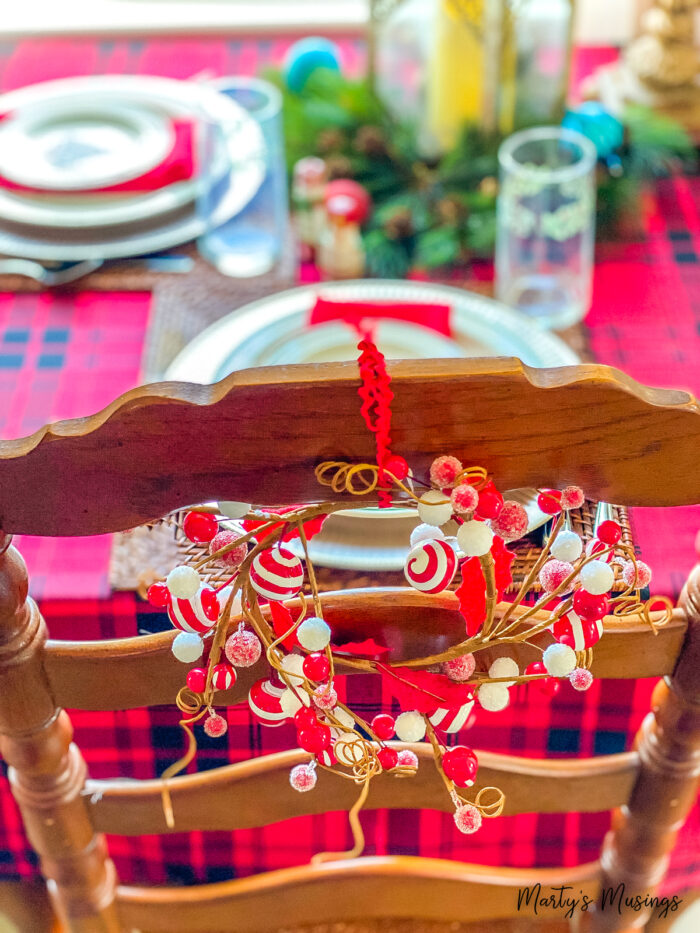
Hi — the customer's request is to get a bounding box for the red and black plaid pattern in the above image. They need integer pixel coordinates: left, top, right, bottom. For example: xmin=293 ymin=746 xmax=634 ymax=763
xmin=0 ymin=37 xmax=697 ymax=900
xmin=0 ymin=291 xmax=149 ymax=600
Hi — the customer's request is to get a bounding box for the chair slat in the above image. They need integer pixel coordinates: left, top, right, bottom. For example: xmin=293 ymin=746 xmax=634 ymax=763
xmin=116 ymin=857 xmax=600 ymax=932
xmin=87 ymin=746 xmax=638 ymax=836
xmin=1 ymin=359 xmax=698 ymax=536
xmin=44 ymin=590 xmax=687 ymax=711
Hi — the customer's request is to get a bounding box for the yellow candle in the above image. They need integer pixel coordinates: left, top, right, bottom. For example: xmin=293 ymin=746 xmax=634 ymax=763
xmin=427 ymin=0 xmax=484 ymax=150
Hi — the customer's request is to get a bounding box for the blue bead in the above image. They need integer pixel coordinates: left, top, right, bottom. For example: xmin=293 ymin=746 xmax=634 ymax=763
xmin=284 ymin=37 xmax=341 ymax=93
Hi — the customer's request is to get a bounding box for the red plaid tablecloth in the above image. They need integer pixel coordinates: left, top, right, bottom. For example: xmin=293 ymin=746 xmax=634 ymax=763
xmin=0 ymin=37 xmax=697 ymax=901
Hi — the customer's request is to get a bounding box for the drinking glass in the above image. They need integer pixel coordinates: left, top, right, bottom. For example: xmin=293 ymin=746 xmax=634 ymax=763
xmin=495 ymin=126 xmax=597 ymax=329
xmin=198 ymin=77 xmax=289 ymax=277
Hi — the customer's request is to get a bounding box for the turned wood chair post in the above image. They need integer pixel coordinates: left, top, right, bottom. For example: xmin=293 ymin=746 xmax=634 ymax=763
xmin=593 ymin=553 xmax=700 ymax=933
xmin=0 ymin=535 xmax=120 ymax=933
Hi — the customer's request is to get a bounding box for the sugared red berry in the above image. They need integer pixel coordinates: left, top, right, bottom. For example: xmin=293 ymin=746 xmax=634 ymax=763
xmin=475 ymin=482 xmax=504 ymax=520
xmin=572 ymin=589 xmax=609 ymax=621
xmin=203 ymin=713 xmax=228 ymax=737
xmin=451 ymin=483 xmax=479 ymax=515
xmin=537 ymin=489 xmax=562 ymax=515
xmin=289 ymin=763 xmax=317 ymax=792
xmin=312 ymin=684 xmax=337 ymax=710
xmin=225 ymin=628 xmax=262 ymax=667
xmin=209 ymin=531 xmax=247 ymax=568
xmin=371 ymin=714 xmax=396 ymax=741
xmin=621 ymin=559 xmax=652 ymax=589
xmin=454 ymin=803 xmax=482 ymax=834
xmin=560 ymin=486 xmax=585 ymax=510
xmin=597 ymin=520 xmax=622 ymax=546
xmin=186 ymin=668 xmax=207 ymax=693
xmin=441 ymin=654 xmax=476 ymax=682
xmin=396 ymin=749 xmax=419 ymax=768
xmin=539 ymin=559 xmax=574 ymax=594
xmin=377 ymin=747 xmax=399 ymax=770
xmin=490 ymin=500 xmax=528 ymax=542
xmin=569 ymin=667 xmax=594 ymax=692
xmin=430 ymin=455 xmax=463 ymax=488
xmin=147 ymin=582 xmax=171 ymax=608
xmin=442 ymin=746 xmax=478 ymax=787
xmin=183 ymin=510 xmax=219 ymax=544
xmin=302 ymin=652 xmax=330 ymax=682
xmin=297 ymin=724 xmax=331 ymax=753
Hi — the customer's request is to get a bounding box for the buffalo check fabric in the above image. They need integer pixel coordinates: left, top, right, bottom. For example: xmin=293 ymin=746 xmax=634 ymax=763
xmin=0 ymin=37 xmax=698 ymax=899
xmin=0 ymin=291 xmax=150 ymax=600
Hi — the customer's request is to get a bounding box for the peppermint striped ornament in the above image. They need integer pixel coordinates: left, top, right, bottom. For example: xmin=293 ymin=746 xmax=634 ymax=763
xmin=250 ymin=547 xmax=304 ymax=601
xmin=550 ymin=609 xmax=604 ymax=651
xmin=429 ymin=696 xmax=475 ymax=733
xmin=404 ymin=538 xmax=457 ymax=594
xmin=248 ymin=678 xmax=287 ymax=727
xmin=211 ymin=662 xmax=236 ymax=691
xmin=167 ymin=586 xmax=220 ymax=634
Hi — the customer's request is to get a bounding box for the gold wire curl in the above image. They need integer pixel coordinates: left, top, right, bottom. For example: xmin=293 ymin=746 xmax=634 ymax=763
xmin=472 ymin=786 xmax=506 ymax=818
xmin=611 ymin=594 xmax=674 ymax=633
xmin=315 ymin=459 xmax=489 ymax=505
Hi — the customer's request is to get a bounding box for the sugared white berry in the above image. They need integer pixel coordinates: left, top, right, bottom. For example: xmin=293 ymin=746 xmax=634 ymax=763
xmin=171 ymin=631 xmax=204 ymax=663
xmin=166 ymin=565 xmax=201 ymax=599
xmin=297 ymin=616 xmax=331 ymax=651
xmin=281 ymin=653 xmax=306 ymax=685
xmin=550 ymin=530 xmax=583 ymax=562
xmin=395 ymin=710 xmax=427 ymax=742
xmin=488 ymin=657 xmax=519 ymax=687
xmin=417 ymin=489 xmax=453 ymax=527
xmin=543 ymin=643 xmax=577 ymax=677
xmin=580 ymin=559 xmax=614 ymax=595
xmin=457 ymin=520 xmax=494 ymax=557
xmin=477 ymin=683 xmax=510 ymax=711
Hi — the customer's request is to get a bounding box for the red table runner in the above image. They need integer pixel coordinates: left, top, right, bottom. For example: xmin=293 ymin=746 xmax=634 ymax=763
xmin=0 ymin=37 xmax=697 ymax=905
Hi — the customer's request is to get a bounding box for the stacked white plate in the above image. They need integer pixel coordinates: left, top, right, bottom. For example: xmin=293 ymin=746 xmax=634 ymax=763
xmin=0 ymin=76 xmax=265 ymax=260
xmin=166 ymin=279 xmax=581 ymax=570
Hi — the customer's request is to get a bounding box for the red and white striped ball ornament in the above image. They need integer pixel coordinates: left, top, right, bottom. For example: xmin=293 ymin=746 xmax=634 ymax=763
xmin=250 ymin=546 xmax=304 ymax=601
xmin=167 ymin=586 xmax=220 ymax=635
xmin=550 ymin=608 xmax=604 ymax=651
xmin=429 ymin=695 xmax=475 ymax=733
xmin=248 ymin=678 xmax=287 ymax=727
xmin=211 ymin=662 xmax=236 ymax=691
xmin=404 ymin=538 xmax=457 ymax=593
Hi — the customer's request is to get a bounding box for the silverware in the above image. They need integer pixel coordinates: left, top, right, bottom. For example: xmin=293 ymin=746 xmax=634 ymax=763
xmin=0 ymin=258 xmax=103 ymax=286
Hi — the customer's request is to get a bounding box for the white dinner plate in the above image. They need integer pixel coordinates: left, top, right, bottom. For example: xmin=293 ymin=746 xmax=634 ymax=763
xmin=0 ymin=98 xmax=172 ymax=191
xmin=0 ymin=76 xmax=264 ymax=254
xmin=166 ymin=280 xmax=580 ymax=570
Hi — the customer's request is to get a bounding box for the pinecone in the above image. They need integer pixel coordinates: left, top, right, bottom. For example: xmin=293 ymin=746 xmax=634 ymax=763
xmin=317 ymin=128 xmax=347 ymax=154
xmin=383 ymin=206 xmax=414 ymax=240
xmin=325 ymin=155 xmax=355 ymax=180
xmin=354 ymin=125 xmax=388 ymax=157
xmin=436 ymin=196 xmax=467 ymax=225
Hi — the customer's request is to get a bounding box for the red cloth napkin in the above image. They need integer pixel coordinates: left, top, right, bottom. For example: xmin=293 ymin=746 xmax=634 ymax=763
xmin=0 ymin=117 xmax=195 ymax=194
xmin=310 ymin=296 xmax=453 ymax=338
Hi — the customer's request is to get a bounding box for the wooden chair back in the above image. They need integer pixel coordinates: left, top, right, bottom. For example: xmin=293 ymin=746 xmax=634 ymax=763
xmin=0 ymin=359 xmax=698 ymax=933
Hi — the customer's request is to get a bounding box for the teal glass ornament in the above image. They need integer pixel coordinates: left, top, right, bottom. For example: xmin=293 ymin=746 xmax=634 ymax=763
xmin=562 ymin=103 xmax=624 ymax=159
xmin=284 ymin=37 xmax=341 ymax=94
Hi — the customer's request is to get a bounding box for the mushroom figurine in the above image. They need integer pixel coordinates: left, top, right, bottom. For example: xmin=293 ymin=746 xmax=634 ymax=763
xmin=317 ymin=179 xmax=371 ymax=280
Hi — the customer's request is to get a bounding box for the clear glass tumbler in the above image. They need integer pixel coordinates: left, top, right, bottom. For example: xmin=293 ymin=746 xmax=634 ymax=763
xmin=198 ymin=77 xmax=289 ymax=278
xmin=495 ymin=126 xmax=597 ymax=329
